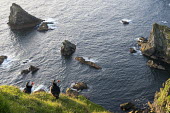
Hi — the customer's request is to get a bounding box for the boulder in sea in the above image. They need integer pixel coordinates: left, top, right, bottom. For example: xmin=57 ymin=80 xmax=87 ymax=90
xmin=61 ymin=40 xmax=76 ymax=56
xmin=8 ymin=3 xmax=42 ymax=29
xmin=129 ymin=48 xmax=137 ymax=53
xmin=21 ymin=69 xmax=30 ymax=75
xmin=121 ymin=20 xmax=129 ymax=24
xmin=147 ymin=60 xmax=165 ymax=70
xmin=120 ymin=102 xmax=135 ymax=111
xmin=75 ymin=57 xmax=102 ymax=69
xmin=66 ymin=88 xmax=79 ymax=97
xmin=29 ymin=65 xmax=39 ymax=74
xmin=140 ymin=23 xmax=170 ymax=64
xmin=0 ymin=56 xmax=7 ymax=65
xmin=72 ymin=82 xmax=88 ymax=91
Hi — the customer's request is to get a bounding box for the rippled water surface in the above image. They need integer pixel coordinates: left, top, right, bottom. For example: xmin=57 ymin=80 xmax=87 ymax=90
xmin=0 ymin=0 xmax=170 ymax=112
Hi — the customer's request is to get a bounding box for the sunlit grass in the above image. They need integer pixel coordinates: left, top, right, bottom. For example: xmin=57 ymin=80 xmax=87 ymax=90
xmin=0 ymin=85 xmax=110 ymax=113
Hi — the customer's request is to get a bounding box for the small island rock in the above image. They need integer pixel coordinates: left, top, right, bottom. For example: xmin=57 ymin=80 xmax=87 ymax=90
xmin=8 ymin=3 xmax=42 ymax=29
xmin=61 ymin=40 xmax=76 ymax=56
xmin=21 ymin=69 xmax=30 ymax=75
xmin=0 ymin=56 xmax=7 ymax=65
xmin=72 ymin=82 xmax=88 ymax=90
xmin=29 ymin=65 xmax=39 ymax=73
xmin=75 ymin=57 xmax=102 ymax=69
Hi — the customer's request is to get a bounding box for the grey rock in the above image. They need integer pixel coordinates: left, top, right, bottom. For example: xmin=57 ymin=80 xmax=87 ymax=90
xmin=66 ymin=88 xmax=79 ymax=97
xmin=61 ymin=40 xmax=76 ymax=56
xmin=8 ymin=3 xmax=42 ymax=29
xmin=72 ymin=82 xmax=88 ymax=91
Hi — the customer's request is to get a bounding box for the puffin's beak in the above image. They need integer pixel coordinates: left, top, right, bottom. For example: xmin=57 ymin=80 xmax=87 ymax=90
xmin=31 ymin=82 xmax=34 ymax=85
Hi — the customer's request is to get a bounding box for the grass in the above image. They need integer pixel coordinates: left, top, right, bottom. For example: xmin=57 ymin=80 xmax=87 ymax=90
xmin=0 ymin=85 xmax=110 ymax=113
xmin=154 ymin=78 xmax=170 ymax=113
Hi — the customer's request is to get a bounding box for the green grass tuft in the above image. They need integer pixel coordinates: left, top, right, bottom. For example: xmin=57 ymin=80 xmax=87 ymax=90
xmin=0 ymin=85 xmax=110 ymax=113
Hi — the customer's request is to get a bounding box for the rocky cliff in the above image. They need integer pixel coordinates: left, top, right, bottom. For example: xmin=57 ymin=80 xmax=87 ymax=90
xmin=8 ymin=3 xmax=42 ymax=29
xmin=141 ymin=23 xmax=170 ymax=63
xmin=152 ymin=78 xmax=170 ymax=113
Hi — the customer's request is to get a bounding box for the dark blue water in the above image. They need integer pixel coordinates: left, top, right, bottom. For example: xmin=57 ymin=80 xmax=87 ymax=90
xmin=0 ymin=0 xmax=170 ymax=112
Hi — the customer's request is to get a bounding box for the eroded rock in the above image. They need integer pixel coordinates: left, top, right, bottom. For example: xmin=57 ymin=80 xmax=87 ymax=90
xmin=75 ymin=57 xmax=102 ymax=69
xmin=29 ymin=65 xmax=39 ymax=74
xmin=61 ymin=40 xmax=76 ymax=56
xmin=129 ymin=48 xmax=137 ymax=53
xmin=21 ymin=69 xmax=30 ymax=75
xmin=147 ymin=60 xmax=165 ymax=70
xmin=66 ymin=88 xmax=79 ymax=97
xmin=8 ymin=3 xmax=42 ymax=29
xmin=72 ymin=82 xmax=88 ymax=90
xmin=0 ymin=56 xmax=7 ymax=65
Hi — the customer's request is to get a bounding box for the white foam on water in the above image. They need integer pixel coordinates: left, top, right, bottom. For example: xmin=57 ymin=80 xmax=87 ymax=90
xmin=33 ymin=84 xmax=48 ymax=92
xmin=83 ymin=57 xmax=98 ymax=63
xmin=0 ymin=58 xmax=14 ymax=69
xmin=161 ymin=21 xmax=168 ymax=24
xmin=131 ymin=47 xmax=142 ymax=56
xmin=169 ymin=3 xmax=170 ymax=7
xmin=44 ymin=18 xmax=57 ymax=30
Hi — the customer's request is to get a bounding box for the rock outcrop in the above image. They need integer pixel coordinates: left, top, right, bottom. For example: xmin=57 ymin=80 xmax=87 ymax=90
xmin=120 ymin=102 xmax=135 ymax=111
xmin=61 ymin=40 xmax=76 ymax=56
xmin=72 ymin=82 xmax=88 ymax=91
xmin=75 ymin=57 xmax=102 ymax=69
xmin=141 ymin=23 xmax=170 ymax=63
xmin=8 ymin=3 xmax=42 ymax=29
xmin=66 ymin=88 xmax=79 ymax=97
xmin=29 ymin=65 xmax=39 ymax=74
xmin=147 ymin=60 xmax=165 ymax=70
xmin=0 ymin=56 xmax=7 ymax=65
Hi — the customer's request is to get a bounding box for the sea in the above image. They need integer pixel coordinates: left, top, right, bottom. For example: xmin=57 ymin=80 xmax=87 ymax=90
xmin=0 ymin=0 xmax=170 ymax=112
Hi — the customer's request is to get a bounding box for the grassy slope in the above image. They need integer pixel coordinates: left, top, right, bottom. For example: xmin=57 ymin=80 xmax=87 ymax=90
xmin=0 ymin=85 xmax=110 ymax=113
xmin=153 ymin=78 xmax=170 ymax=113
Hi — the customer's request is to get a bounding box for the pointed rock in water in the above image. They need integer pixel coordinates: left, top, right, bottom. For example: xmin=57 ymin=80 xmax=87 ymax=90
xmin=129 ymin=48 xmax=137 ymax=53
xmin=141 ymin=23 xmax=170 ymax=63
xmin=8 ymin=3 xmax=42 ymax=29
xmin=72 ymin=82 xmax=88 ymax=91
xmin=21 ymin=69 xmax=30 ymax=75
xmin=75 ymin=57 xmax=102 ymax=69
xmin=0 ymin=56 xmax=7 ymax=65
xmin=29 ymin=65 xmax=39 ymax=74
xmin=37 ymin=22 xmax=48 ymax=32
xmin=61 ymin=40 xmax=76 ymax=56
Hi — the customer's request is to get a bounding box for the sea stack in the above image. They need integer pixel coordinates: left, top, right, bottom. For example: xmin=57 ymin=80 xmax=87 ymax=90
xmin=141 ymin=23 xmax=170 ymax=63
xmin=8 ymin=3 xmax=42 ymax=29
xmin=61 ymin=40 xmax=76 ymax=56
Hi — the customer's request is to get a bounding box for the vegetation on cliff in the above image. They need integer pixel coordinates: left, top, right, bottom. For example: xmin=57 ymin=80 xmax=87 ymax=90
xmin=153 ymin=78 xmax=170 ymax=113
xmin=0 ymin=85 xmax=110 ymax=113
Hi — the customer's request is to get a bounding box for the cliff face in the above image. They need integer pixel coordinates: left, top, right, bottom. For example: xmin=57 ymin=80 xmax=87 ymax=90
xmin=141 ymin=23 xmax=170 ymax=63
xmin=152 ymin=79 xmax=170 ymax=113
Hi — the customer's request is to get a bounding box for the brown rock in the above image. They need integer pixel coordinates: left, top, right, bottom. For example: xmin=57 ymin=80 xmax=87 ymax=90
xmin=29 ymin=65 xmax=39 ymax=73
xmin=147 ymin=60 xmax=165 ymax=70
xmin=21 ymin=69 xmax=30 ymax=75
xmin=72 ymin=82 xmax=88 ymax=90
xmin=0 ymin=56 xmax=7 ymax=65
xmin=66 ymin=88 xmax=79 ymax=97
xmin=129 ymin=48 xmax=137 ymax=53
xmin=120 ymin=102 xmax=135 ymax=111
xmin=75 ymin=57 xmax=102 ymax=69
xmin=37 ymin=22 xmax=48 ymax=31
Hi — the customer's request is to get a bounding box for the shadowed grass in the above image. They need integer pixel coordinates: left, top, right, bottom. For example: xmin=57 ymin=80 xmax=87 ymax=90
xmin=0 ymin=85 xmax=110 ymax=113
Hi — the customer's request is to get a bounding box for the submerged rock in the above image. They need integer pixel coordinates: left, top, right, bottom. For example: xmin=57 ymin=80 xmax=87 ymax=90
xmin=121 ymin=20 xmax=129 ymax=24
xmin=29 ymin=65 xmax=39 ymax=74
xmin=147 ymin=60 xmax=165 ymax=70
xmin=120 ymin=102 xmax=135 ymax=111
xmin=129 ymin=48 xmax=137 ymax=53
xmin=141 ymin=23 xmax=170 ymax=64
xmin=8 ymin=3 xmax=42 ymax=29
xmin=0 ymin=56 xmax=7 ymax=65
xmin=75 ymin=57 xmax=102 ymax=69
xmin=66 ymin=88 xmax=79 ymax=97
xmin=37 ymin=22 xmax=48 ymax=31
xmin=72 ymin=82 xmax=88 ymax=91
xmin=61 ymin=40 xmax=76 ymax=56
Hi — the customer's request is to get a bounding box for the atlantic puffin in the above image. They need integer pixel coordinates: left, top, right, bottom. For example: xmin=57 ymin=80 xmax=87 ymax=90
xmin=50 ymin=80 xmax=60 ymax=99
xmin=23 ymin=82 xmax=34 ymax=94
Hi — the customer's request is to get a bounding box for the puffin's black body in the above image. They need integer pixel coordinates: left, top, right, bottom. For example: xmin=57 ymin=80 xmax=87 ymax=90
xmin=50 ymin=80 xmax=60 ymax=99
xmin=23 ymin=82 xmax=33 ymax=94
